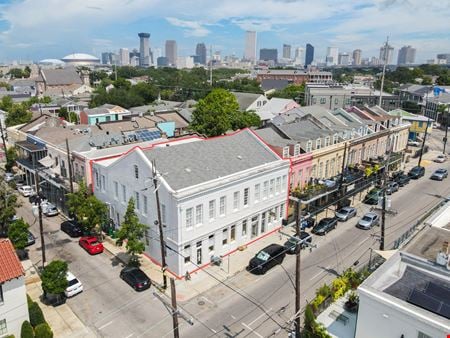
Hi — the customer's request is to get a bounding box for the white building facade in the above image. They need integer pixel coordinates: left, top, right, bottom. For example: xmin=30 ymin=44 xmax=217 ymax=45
xmin=93 ymin=130 xmax=290 ymax=277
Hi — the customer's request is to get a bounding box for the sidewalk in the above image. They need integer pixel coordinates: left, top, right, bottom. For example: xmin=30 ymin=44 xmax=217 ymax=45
xmin=23 ymin=260 xmax=96 ymax=338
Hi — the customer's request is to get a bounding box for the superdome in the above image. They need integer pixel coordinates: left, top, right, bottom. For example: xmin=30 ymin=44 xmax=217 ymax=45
xmin=61 ymin=53 xmax=100 ymax=66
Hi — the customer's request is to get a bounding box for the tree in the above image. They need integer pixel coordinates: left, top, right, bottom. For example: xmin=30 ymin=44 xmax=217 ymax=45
xmin=191 ymin=88 xmax=240 ymax=136
xmin=5 ymin=104 xmax=33 ymax=127
xmin=5 ymin=146 xmax=18 ymax=172
xmin=21 ymin=320 xmax=34 ymax=338
xmin=230 ymin=110 xmax=261 ymax=130
xmin=402 ymin=101 xmax=421 ymax=114
xmin=116 ymin=198 xmax=147 ymax=265
xmin=268 ymin=84 xmax=305 ymax=103
xmin=0 ymin=177 xmax=20 ymax=235
xmin=41 ymin=260 xmax=68 ymax=295
xmin=34 ymin=323 xmax=53 ymax=338
xmin=58 ymin=107 xmax=69 ymax=120
xmin=67 ymin=181 xmax=108 ymax=234
xmin=8 ymin=218 xmax=29 ymax=250
xmin=28 ymin=301 xmax=45 ymax=327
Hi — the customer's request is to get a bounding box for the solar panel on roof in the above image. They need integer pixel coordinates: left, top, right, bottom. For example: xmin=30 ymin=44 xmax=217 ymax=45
xmin=135 ymin=130 xmax=161 ymax=141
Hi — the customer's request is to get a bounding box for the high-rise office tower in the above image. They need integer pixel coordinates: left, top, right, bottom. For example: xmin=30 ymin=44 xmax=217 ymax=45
xmin=305 ymin=43 xmax=314 ymax=66
xmin=326 ymin=47 xmax=339 ymax=65
xmin=244 ymin=31 xmax=257 ymax=63
xmin=101 ymin=52 xmax=111 ymax=65
xmin=338 ymin=53 xmax=350 ymax=65
xmin=282 ymin=44 xmax=292 ymax=59
xmin=119 ymin=48 xmax=130 ymax=66
xmin=165 ymin=40 xmax=177 ymax=66
xmin=397 ymin=45 xmax=416 ymax=65
xmin=259 ymin=48 xmax=278 ymax=63
xmin=352 ymin=49 xmax=362 ymax=65
xmin=380 ymin=44 xmax=394 ymax=65
xmin=196 ymin=43 xmax=207 ymax=65
xmin=138 ymin=32 xmax=150 ymax=67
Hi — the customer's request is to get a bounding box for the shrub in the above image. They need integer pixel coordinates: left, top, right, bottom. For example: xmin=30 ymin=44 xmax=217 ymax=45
xmin=317 ymin=284 xmax=331 ymax=298
xmin=34 ymin=323 xmax=53 ymax=338
xmin=41 ymin=260 xmax=68 ymax=295
xmin=26 ymin=295 xmax=33 ymax=307
xmin=20 ymin=321 xmax=34 ymax=338
xmin=29 ymin=301 xmax=45 ymax=328
xmin=331 ymin=277 xmax=348 ymax=300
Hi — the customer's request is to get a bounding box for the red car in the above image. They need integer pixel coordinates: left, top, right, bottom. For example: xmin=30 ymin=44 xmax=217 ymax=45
xmin=78 ymin=236 xmax=104 ymax=255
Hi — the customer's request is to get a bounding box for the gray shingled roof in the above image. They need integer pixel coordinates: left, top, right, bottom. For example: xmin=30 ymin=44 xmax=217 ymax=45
xmin=143 ymin=129 xmax=282 ymax=190
xmin=254 ymin=128 xmax=292 ymax=148
xmin=40 ymin=68 xmax=82 ymax=86
xmin=231 ymin=92 xmax=263 ymax=111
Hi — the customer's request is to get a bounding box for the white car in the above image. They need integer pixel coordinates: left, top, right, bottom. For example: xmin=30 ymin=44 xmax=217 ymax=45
xmin=43 ymin=203 xmax=59 ymax=217
xmin=4 ymin=172 xmax=15 ymax=182
xmin=434 ymin=154 xmax=447 ymax=163
xmin=407 ymin=140 xmax=420 ymax=147
xmin=18 ymin=185 xmax=34 ymax=197
xmin=65 ymin=272 xmax=83 ymax=297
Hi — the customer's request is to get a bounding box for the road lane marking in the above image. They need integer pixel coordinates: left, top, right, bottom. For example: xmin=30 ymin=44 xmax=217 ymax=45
xmin=242 ymin=323 xmax=263 ymax=338
xmin=124 ymin=334 xmax=134 ymax=338
xmin=231 ymin=315 xmax=236 ymax=319
xmin=98 ymin=320 xmax=113 ymax=330
xmin=248 ymin=308 xmax=272 ymax=326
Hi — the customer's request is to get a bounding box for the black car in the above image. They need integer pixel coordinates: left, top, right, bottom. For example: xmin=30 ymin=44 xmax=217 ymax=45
xmin=60 ymin=220 xmax=83 ymax=237
xmin=248 ymin=244 xmax=286 ymax=275
xmin=300 ymin=218 xmax=315 ymax=230
xmin=312 ymin=218 xmax=338 ymax=235
xmin=393 ymin=173 xmax=410 ymax=186
xmin=120 ymin=267 xmax=151 ymax=291
xmin=284 ymin=232 xmax=312 ymax=254
xmin=26 ymin=231 xmax=35 ymax=246
xmin=408 ymin=166 xmax=425 ymax=179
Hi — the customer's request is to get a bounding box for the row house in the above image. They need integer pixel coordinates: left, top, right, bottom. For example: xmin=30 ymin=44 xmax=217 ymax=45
xmin=93 ymin=129 xmax=290 ymax=277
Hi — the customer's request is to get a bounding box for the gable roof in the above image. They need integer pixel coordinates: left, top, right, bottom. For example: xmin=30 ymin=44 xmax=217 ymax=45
xmin=231 ymin=92 xmax=264 ymax=111
xmin=39 ymin=68 xmax=82 ymax=86
xmin=141 ymin=129 xmax=284 ymax=190
xmin=0 ymin=239 xmax=25 ymax=283
xmin=261 ymin=79 xmax=290 ymax=91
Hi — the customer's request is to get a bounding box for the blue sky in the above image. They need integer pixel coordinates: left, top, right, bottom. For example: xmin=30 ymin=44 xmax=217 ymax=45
xmin=0 ymin=0 xmax=449 ymax=63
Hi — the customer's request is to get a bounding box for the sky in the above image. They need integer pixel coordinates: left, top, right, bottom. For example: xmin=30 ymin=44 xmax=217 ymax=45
xmin=0 ymin=0 xmax=449 ymax=63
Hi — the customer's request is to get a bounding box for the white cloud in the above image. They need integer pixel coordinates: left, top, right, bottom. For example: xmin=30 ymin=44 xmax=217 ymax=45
xmin=166 ymin=17 xmax=210 ymax=37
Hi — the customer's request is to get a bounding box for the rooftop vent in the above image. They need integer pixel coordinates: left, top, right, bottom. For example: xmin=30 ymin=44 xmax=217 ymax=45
xmin=237 ymin=155 xmax=243 ymax=160
xmin=185 ymin=168 xmax=191 ymax=173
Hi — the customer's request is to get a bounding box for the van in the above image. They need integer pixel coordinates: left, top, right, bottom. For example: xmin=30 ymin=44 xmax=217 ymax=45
xmin=247 ymin=244 xmax=286 ymax=275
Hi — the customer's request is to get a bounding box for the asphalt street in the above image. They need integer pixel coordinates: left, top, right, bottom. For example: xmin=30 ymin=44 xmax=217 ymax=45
xmin=17 ymin=129 xmax=450 ymax=338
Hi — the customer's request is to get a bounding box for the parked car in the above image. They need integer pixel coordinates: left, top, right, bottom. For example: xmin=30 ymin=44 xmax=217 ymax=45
xmin=386 ymin=181 xmax=399 ymax=195
xmin=26 ymin=231 xmax=35 ymax=247
xmin=17 ymin=185 xmax=34 ymax=197
xmin=407 ymin=140 xmax=420 ymax=147
xmin=43 ymin=203 xmax=59 ymax=216
xmin=61 ymin=220 xmax=83 ymax=237
xmin=248 ymin=244 xmax=286 ymax=274
xmin=4 ymin=172 xmax=15 ymax=182
xmin=408 ymin=166 xmax=425 ymax=179
xmin=335 ymin=207 xmax=357 ymax=222
xmin=311 ymin=218 xmax=338 ymax=235
xmin=394 ymin=173 xmax=410 ymax=186
xmin=430 ymin=168 xmax=448 ymax=181
xmin=434 ymin=154 xmax=447 ymax=163
xmin=120 ymin=267 xmax=151 ymax=291
xmin=363 ymin=188 xmax=382 ymax=205
xmin=357 ymin=212 xmax=380 ymax=230
xmin=79 ymin=236 xmax=104 ymax=255
xmin=14 ymin=178 xmax=26 ymax=189
xmin=65 ymin=272 xmax=83 ymax=297
xmin=284 ymin=232 xmax=312 ymax=254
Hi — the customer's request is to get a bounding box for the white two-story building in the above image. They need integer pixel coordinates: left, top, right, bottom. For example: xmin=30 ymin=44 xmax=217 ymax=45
xmin=93 ymin=129 xmax=290 ymax=277
xmin=0 ymin=239 xmax=28 ymax=337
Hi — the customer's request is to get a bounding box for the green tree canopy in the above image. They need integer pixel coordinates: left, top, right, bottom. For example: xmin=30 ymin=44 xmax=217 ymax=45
xmin=8 ymin=218 xmax=29 ymax=250
xmin=116 ymin=198 xmax=147 ymax=265
xmin=5 ymin=103 xmax=33 ymax=127
xmin=0 ymin=177 xmax=20 ymax=235
xmin=41 ymin=260 xmax=68 ymax=295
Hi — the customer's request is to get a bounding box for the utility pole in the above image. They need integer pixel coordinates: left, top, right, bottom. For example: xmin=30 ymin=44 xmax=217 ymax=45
xmin=65 ymin=138 xmax=74 ymax=193
xmin=294 ymin=196 xmax=301 ymax=338
xmin=443 ymin=106 xmax=449 ymax=154
xmin=418 ymin=118 xmax=431 ymax=167
xmin=379 ymin=36 xmax=389 ymax=107
xmin=152 ymin=159 xmax=168 ymax=289
xmin=0 ymin=119 xmax=8 ymax=165
xmin=170 ymin=278 xmax=180 ymax=338
xmin=338 ymin=142 xmax=348 ymax=199
xmin=34 ymin=171 xmax=46 ymax=269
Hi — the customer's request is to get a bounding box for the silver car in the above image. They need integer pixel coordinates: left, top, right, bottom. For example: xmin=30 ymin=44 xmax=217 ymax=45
xmin=357 ymin=212 xmax=379 ymax=230
xmin=335 ymin=207 xmax=357 ymax=222
xmin=430 ymin=168 xmax=448 ymax=181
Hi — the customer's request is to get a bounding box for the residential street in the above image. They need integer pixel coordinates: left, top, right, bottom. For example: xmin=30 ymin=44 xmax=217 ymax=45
xmin=18 ymin=129 xmax=450 ymax=338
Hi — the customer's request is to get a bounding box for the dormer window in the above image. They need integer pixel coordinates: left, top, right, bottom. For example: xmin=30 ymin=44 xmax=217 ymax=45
xmin=358 ymin=127 xmax=362 ymax=135
xmin=294 ymin=144 xmax=301 ymax=156
xmin=306 ymin=141 xmax=312 ymax=152
xmin=282 ymin=146 xmax=290 ymax=158
xmin=316 ymin=138 xmax=321 ymax=150
xmin=325 ymin=136 xmax=330 ymax=147
xmin=333 ymin=134 xmax=339 ymax=144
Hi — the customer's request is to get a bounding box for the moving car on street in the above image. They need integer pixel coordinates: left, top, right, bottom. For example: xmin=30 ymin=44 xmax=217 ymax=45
xmin=18 ymin=185 xmax=34 ymax=197
xmin=120 ymin=267 xmax=151 ymax=291
xmin=79 ymin=236 xmax=104 ymax=255
xmin=434 ymin=154 xmax=447 ymax=163
xmin=284 ymin=232 xmax=312 ymax=254
xmin=311 ymin=218 xmax=338 ymax=235
xmin=65 ymin=272 xmax=83 ymax=297
xmin=61 ymin=220 xmax=83 ymax=237
xmin=430 ymin=168 xmax=448 ymax=181
xmin=408 ymin=166 xmax=425 ymax=179
xmin=335 ymin=207 xmax=357 ymax=222
xmin=357 ymin=212 xmax=379 ymax=230
xmin=248 ymin=244 xmax=286 ymax=274
xmin=386 ymin=181 xmax=399 ymax=195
